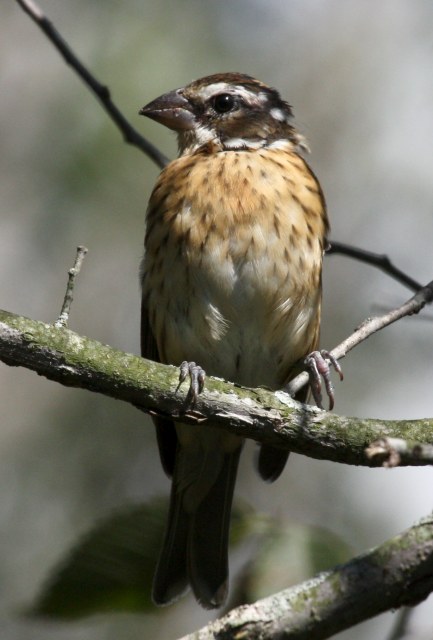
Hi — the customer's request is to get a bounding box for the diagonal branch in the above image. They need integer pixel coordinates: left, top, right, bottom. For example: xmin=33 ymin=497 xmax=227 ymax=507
xmin=287 ymin=278 xmax=433 ymax=398
xmin=327 ymin=241 xmax=423 ymax=292
xmin=16 ymin=0 xmax=426 ymax=300
xmin=178 ymin=514 xmax=433 ymax=640
xmin=10 ymin=6 xmax=433 ymax=639
xmin=1 ymin=308 xmax=433 ymax=468
xmin=15 ymin=0 xmax=169 ymax=169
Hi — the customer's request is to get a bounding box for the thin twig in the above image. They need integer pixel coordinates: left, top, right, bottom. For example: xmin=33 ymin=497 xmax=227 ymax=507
xmin=371 ymin=302 xmax=433 ymax=322
xmin=17 ymin=0 xmax=428 ymax=302
xmin=15 ymin=0 xmax=169 ymax=170
xmin=15 ymin=0 xmax=432 ymax=411
xmin=328 ymin=241 xmax=422 ymax=292
xmin=55 ymin=246 xmax=88 ymax=328
xmin=287 ymin=278 xmax=433 ymax=398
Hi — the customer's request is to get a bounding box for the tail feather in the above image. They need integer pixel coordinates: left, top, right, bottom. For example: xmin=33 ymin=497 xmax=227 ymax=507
xmin=152 ymin=446 xmax=242 ymax=609
xmin=152 ymin=482 xmax=189 ymax=605
xmin=257 ymin=445 xmax=290 ymax=482
xmin=189 ymin=448 xmax=241 ymax=608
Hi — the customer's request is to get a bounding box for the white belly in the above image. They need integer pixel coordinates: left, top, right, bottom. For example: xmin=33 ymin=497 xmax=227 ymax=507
xmin=156 ymin=227 xmax=321 ymax=389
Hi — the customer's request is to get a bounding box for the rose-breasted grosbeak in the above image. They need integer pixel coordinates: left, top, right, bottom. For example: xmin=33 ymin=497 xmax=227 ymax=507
xmin=140 ymin=72 xmax=329 ymax=608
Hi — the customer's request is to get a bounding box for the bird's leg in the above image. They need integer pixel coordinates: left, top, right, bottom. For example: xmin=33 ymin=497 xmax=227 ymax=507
xmin=176 ymin=361 xmax=206 ymax=407
xmin=304 ymin=350 xmax=343 ymax=411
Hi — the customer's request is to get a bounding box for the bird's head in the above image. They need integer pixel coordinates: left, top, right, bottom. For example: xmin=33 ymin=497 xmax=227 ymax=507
xmin=140 ymin=72 xmax=307 ymax=155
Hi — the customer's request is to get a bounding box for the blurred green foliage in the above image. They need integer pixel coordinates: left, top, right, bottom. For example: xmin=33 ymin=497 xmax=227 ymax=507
xmin=1 ymin=2 xmax=433 ymax=639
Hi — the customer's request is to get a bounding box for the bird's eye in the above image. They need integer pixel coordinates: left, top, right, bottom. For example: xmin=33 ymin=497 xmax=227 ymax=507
xmin=212 ymin=93 xmax=236 ymax=113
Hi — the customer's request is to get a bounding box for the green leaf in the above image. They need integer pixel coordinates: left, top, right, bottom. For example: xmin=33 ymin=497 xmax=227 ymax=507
xmin=31 ymin=497 xmax=255 ymax=619
xmin=32 ymin=498 xmax=168 ymax=618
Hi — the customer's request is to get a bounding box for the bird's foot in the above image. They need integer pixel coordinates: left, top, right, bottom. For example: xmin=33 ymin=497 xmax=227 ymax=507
xmin=176 ymin=361 xmax=206 ymax=407
xmin=304 ymin=350 xmax=343 ymax=411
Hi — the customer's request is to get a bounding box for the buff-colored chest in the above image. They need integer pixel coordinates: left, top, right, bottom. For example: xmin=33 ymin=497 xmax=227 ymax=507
xmin=143 ymin=147 xmax=328 ymax=387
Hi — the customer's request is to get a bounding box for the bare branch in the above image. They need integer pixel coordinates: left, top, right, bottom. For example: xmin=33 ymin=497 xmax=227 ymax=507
xmin=178 ymin=514 xmax=433 ymax=640
xmin=55 ymin=245 xmax=88 ymax=328
xmin=11 ymin=8 xmax=433 ymax=638
xmin=327 ymin=241 xmax=422 ymax=292
xmin=1 ymin=308 xmax=433 ymax=468
xmin=17 ymin=0 xmax=427 ymax=303
xmin=15 ymin=0 xmax=169 ymax=169
xmin=17 ymin=0 xmax=430 ymax=306
xmin=287 ymin=278 xmax=433 ymax=398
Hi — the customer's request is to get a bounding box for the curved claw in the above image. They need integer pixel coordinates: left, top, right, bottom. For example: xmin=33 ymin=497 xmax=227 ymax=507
xmin=176 ymin=360 xmax=206 ymax=406
xmin=304 ymin=350 xmax=343 ymax=411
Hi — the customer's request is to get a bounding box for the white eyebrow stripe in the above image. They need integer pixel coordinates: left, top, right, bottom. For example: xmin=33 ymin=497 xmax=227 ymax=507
xmin=199 ymin=83 xmax=232 ymax=99
xmin=198 ymin=82 xmax=262 ymax=105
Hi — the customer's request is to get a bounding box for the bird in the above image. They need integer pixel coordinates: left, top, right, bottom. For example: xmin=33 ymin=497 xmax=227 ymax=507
xmin=139 ymin=72 xmax=332 ymax=609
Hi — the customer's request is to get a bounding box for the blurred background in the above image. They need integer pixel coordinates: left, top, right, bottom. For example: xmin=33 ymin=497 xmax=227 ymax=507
xmin=1 ymin=0 xmax=433 ymax=638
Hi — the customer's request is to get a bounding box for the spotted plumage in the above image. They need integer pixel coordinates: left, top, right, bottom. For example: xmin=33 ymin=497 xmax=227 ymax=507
xmin=139 ymin=72 xmax=329 ymax=609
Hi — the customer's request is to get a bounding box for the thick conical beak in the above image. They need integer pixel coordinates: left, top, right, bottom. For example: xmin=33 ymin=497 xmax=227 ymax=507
xmin=139 ymin=89 xmax=195 ymax=131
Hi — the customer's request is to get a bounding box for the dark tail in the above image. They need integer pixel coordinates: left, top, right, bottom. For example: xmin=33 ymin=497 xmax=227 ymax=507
xmin=152 ymin=447 xmax=241 ymax=609
xmin=257 ymin=445 xmax=289 ymax=482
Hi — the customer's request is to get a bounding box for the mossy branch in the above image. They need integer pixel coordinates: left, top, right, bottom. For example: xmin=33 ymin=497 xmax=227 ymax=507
xmin=1 ymin=308 xmax=432 ymax=468
xmin=179 ymin=514 xmax=433 ymax=640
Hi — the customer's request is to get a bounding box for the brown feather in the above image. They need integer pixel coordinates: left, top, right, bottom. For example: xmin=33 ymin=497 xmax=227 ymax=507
xmin=140 ymin=73 xmax=329 ymax=608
